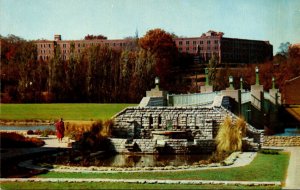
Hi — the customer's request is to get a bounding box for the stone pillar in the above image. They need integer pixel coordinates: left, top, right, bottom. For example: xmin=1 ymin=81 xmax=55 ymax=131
xmin=251 ymin=67 xmax=263 ymax=110
xmin=221 ymin=76 xmax=240 ymax=102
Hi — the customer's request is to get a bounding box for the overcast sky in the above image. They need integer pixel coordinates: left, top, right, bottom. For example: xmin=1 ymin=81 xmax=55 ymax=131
xmin=1 ymin=0 xmax=300 ymax=54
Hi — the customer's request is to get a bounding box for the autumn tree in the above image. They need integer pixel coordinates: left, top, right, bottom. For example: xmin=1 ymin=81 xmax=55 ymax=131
xmin=49 ymin=44 xmax=67 ymax=102
xmin=139 ymin=28 xmax=178 ymax=89
xmin=207 ymin=55 xmax=218 ymax=87
xmin=84 ymin=34 xmax=107 ymax=40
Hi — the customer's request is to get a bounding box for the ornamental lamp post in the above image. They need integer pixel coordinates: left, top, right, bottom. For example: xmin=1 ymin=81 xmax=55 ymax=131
xmin=155 ymin=77 xmax=160 ymax=89
xmin=255 ymin=66 xmax=259 ymax=85
xmin=272 ymin=77 xmax=275 ymax=89
xmin=229 ymin=76 xmax=234 ymax=89
xmin=240 ymin=77 xmax=243 ymax=90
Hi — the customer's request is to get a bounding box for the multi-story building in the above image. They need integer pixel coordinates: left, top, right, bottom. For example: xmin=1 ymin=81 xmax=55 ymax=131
xmin=35 ymin=34 xmax=134 ymax=61
xmin=35 ymin=31 xmax=273 ymax=64
xmin=174 ymin=31 xmax=273 ymax=63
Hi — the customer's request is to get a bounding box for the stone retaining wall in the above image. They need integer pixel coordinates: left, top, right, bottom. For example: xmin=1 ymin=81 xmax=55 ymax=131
xmin=109 ymin=138 xmax=215 ymax=154
xmin=263 ymin=136 xmax=300 ymax=147
xmin=111 ymin=106 xmax=263 ymax=154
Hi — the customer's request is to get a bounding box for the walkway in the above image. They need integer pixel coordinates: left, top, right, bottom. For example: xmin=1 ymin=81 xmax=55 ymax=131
xmin=0 ymin=178 xmax=281 ymax=186
xmin=284 ymin=147 xmax=300 ymax=189
xmin=0 ymin=135 xmax=71 ymax=162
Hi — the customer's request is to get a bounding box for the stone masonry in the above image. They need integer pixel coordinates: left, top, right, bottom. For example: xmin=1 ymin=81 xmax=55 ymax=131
xmin=263 ymin=136 xmax=300 ymax=147
xmin=111 ymin=106 xmax=263 ymax=154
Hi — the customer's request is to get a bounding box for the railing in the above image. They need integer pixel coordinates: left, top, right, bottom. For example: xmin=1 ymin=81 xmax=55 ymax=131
xmin=241 ymin=91 xmax=251 ymax=104
xmin=251 ymin=94 xmax=261 ymax=110
xmin=168 ymin=92 xmax=219 ymax=106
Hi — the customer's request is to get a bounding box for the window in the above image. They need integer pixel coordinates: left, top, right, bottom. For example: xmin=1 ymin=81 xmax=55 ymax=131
xmin=83 ymin=43 xmax=85 ymax=47
xmin=113 ymin=43 xmax=116 ymax=46
xmin=207 ymin=47 xmax=210 ymax=50
xmin=186 ymin=47 xmax=189 ymax=51
xmin=193 ymin=47 xmax=197 ymax=51
xmin=105 ymin=43 xmax=109 ymax=46
xmin=215 ymin=40 xmax=218 ymax=44
xmin=207 ymin=41 xmax=211 ymax=44
xmin=179 ymin=47 xmax=182 ymax=51
xmin=41 ymin=44 xmax=43 ymax=48
xmin=48 ymin=44 xmax=51 ymax=48
xmin=200 ymin=41 xmax=203 ymax=44
xmin=78 ymin=49 xmax=80 ymax=53
xmin=215 ymin=46 xmax=218 ymax=50
xmin=63 ymin=44 xmax=66 ymax=48
xmin=193 ymin=41 xmax=196 ymax=45
xmin=186 ymin=41 xmax=190 ymax=45
xmin=179 ymin=41 xmax=182 ymax=45
xmin=78 ymin=44 xmax=80 ymax=48
xmin=120 ymin=43 xmax=122 ymax=47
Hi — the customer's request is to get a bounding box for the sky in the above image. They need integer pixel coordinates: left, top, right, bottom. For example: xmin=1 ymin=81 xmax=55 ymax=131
xmin=1 ymin=0 xmax=300 ymax=54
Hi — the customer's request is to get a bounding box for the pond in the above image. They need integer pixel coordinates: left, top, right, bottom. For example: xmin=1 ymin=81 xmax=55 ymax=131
xmin=96 ymin=154 xmax=210 ymax=167
xmin=0 ymin=125 xmax=55 ymax=131
xmin=275 ymin=128 xmax=300 ymax=136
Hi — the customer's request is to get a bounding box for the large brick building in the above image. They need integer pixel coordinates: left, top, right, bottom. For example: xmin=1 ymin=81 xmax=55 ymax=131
xmin=35 ymin=31 xmax=273 ymax=63
xmin=174 ymin=31 xmax=273 ymax=63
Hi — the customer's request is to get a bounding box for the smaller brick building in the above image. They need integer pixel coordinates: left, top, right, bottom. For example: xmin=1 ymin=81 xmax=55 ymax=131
xmin=283 ymin=76 xmax=300 ymax=105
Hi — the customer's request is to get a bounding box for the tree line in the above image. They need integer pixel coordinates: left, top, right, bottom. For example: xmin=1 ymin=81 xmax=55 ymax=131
xmin=1 ymin=29 xmax=184 ymax=103
xmin=1 ymin=30 xmax=299 ymax=103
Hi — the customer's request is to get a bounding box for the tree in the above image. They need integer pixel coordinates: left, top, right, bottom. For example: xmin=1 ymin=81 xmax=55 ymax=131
xmin=207 ymin=55 xmax=218 ymax=87
xmin=139 ymin=28 xmax=178 ymax=89
xmin=84 ymin=34 xmax=107 ymax=40
xmin=49 ymin=44 xmax=66 ymax=102
xmin=278 ymin=42 xmax=291 ymax=57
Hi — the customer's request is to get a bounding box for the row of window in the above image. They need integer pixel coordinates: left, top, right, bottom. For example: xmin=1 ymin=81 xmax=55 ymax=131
xmin=40 ymin=50 xmax=52 ymax=54
xmin=178 ymin=40 xmax=219 ymax=46
xmin=38 ymin=41 xmax=132 ymax=50
xmin=39 ymin=44 xmax=52 ymax=48
xmin=178 ymin=46 xmax=219 ymax=52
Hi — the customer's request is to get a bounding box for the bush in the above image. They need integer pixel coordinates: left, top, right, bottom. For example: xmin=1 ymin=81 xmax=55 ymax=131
xmin=216 ymin=116 xmax=246 ymax=153
xmin=27 ymin=130 xmax=34 ymax=135
xmin=102 ymin=119 xmax=114 ymax=137
xmin=40 ymin=128 xmax=55 ymax=137
xmin=199 ymin=151 xmax=230 ymax=165
xmin=0 ymin=132 xmax=45 ymax=148
xmin=259 ymin=149 xmax=280 ymax=155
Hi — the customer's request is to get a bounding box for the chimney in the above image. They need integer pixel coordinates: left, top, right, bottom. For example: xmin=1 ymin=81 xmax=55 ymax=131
xmin=54 ymin=34 xmax=61 ymax=41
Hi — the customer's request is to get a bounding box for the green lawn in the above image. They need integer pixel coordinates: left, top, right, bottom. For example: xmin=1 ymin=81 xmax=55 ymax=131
xmin=38 ymin=153 xmax=289 ymax=182
xmin=0 ymin=182 xmax=281 ymax=189
xmin=0 ymin=103 xmax=136 ymax=121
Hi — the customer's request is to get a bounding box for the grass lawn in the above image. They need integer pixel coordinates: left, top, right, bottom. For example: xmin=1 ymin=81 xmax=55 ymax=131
xmin=0 ymin=182 xmax=281 ymax=189
xmin=38 ymin=153 xmax=289 ymax=182
xmin=0 ymin=103 xmax=136 ymax=121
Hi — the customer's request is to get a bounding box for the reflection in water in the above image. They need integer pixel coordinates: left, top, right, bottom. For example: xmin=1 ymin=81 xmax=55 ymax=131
xmin=97 ymin=154 xmax=210 ymax=167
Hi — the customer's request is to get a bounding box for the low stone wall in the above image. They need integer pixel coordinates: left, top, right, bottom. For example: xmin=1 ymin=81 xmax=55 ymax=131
xmin=109 ymin=138 xmax=215 ymax=154
xmin=263 ymin=136 xmax=300 ymax=147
